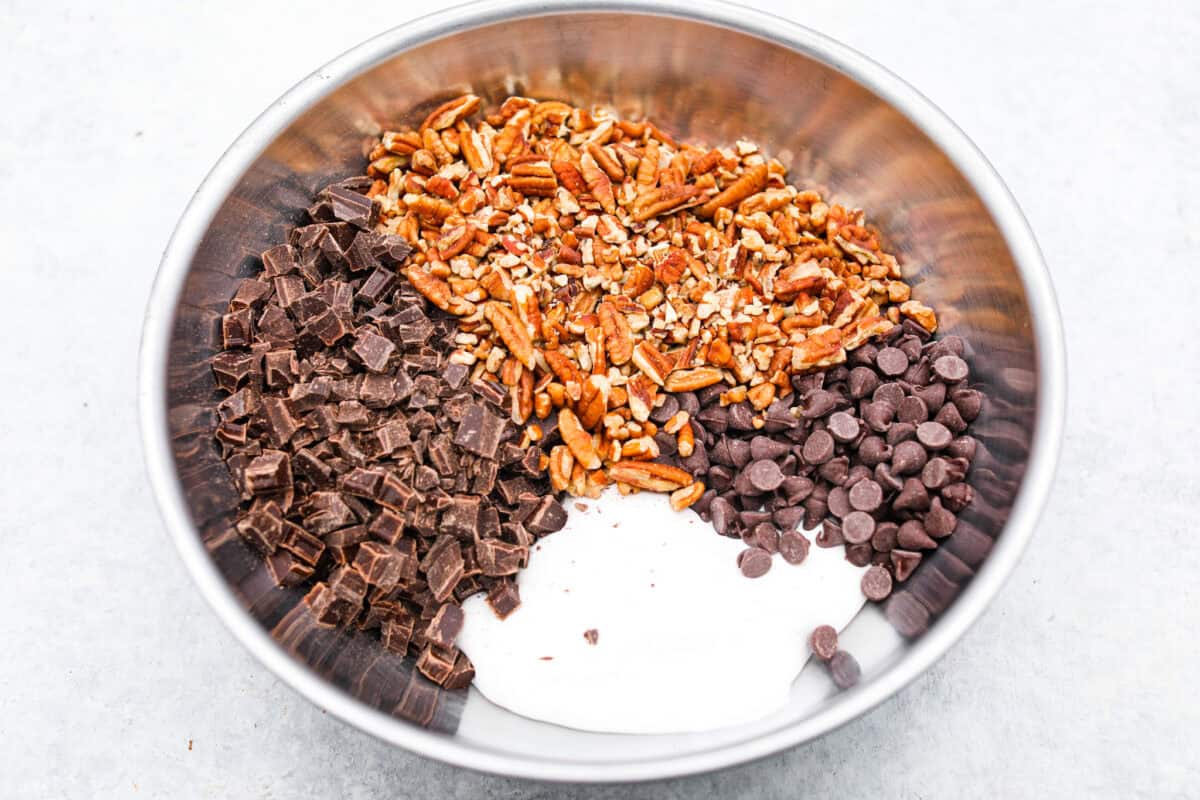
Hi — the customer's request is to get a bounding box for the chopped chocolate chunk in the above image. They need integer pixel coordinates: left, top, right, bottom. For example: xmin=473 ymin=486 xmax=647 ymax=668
xmin=235 ymin=508 xmax=283 ymax=555
xmin=261 ymin=243 xmax=297 ymax=277
xmin=266 ymin=550 xmax=314 ymax=587
xmin=306 ymin=309 xmax=350 ymax=346
xmin=486 ymin=580 xmax=520 ymax=619
xmin=476 ymin=539 xmax=528 ymax=576
xmin=453 ymin=403 xmax=507 ymax=459
xmin=441 ymin=495 xmax=482 ymax=539
xmin=421 ymin=535 xmax=464 ymax=602
xmin=243 ymin=450 xmax=292 ymax=495
xmin=377 ymin=473 xmax=420 ymax=512
xmin=353 ymin=541 xmax=405 ymax=591
xmin=416 ymin=643 xmax=457 ymax=685
xmin=424 ymin=603 xmax=464 ymax=649
xmin=525 ymin=496 xmax=567 ymax=535
xmin=328 ymin=183 xmax=379 ymax=227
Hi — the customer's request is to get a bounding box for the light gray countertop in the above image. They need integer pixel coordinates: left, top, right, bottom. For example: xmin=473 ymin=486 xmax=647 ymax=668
xmin=2 ymin=1 xmax=1197 ymax=796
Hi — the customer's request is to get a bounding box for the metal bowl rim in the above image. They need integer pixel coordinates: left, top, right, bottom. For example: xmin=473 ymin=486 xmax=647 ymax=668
xmin=137 ymin=0 xmax=1066 ymax=782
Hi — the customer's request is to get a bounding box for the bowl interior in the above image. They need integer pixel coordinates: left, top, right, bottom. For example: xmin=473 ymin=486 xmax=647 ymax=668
xmin=156 ymin=5 xmax=1044 ymax=777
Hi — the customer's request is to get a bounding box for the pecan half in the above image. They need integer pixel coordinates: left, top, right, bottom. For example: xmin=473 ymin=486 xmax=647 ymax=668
xmin=598 ymin=301 xmax=633 ymax=366
xmin=558 ymin=407 xmax=601 ymax=470
xmin=420 ymin=94 xmax=481 ymax=131
xmin=484 ymin=302 xmax=535 ymax=368
xmin=664 ymin=367 xmax=725 ymax=392
xmin=608 ymin=462 xmax=692 ymax=492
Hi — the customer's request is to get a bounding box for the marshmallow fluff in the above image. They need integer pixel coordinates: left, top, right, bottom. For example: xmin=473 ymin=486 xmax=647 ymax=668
xmin=458 ymin=489 xmax=868 ymax=734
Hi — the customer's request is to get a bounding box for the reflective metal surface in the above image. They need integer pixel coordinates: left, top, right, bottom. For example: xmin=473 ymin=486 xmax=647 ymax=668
xmin=139 ymin=0 xmax=1065 ymax=781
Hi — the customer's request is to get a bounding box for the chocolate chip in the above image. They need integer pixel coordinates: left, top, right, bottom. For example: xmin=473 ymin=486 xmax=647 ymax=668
xmin=829 ymin=650 xmax=862 ymax=689
xmin=891 ymin=440 xmax=928 ymax=475
xmin=950 ymin=388 xmax=983 ymax=421
xmin=913 ymin=382 xmax=946 ymax=413
xmin=696 ymin=406 xmax=728 ymax=434
xmin=898 ymin=520 xmax=936 ymax=550
xmin=848 ymin=367 xmax=880 ymax=399
xmin=932 ymin=355 xmax=969 ymax=383
xmin=710 ymin=496 xmax=736 ymax=536
xmin=827 ymin=411 xmax=860 ymax=443
xmin=890 ymin=550 xmax=922 ymax=582
xmin=780 ymin=475 xmax=815 ymax=504
xmin=727 ymin=402 xmax=756 ymax=431
xmin=817 ymin=456 xmax=849 ymax=485
xmin=809 ymin=625 xmax=838 ymax=661
xmin=857 ymin=436 xmax=892 ymax=466
xmin=896 ymin=396 xmax=928 ymax=424
xmin=751 ymin=522 xmax=780 ymax=553
xmin=847 ymin=479 xmax=883 ymax=512
xmin=801 ymin=430 xmax=835 ymax=464
xmin=871 ymin=521 xmax=899 ymax=552
xmin=842 ymin=511 xmax=875 ymax=544
xmin=773 ymin=506 xmax=805 ymax=532
xmin=816 ymin=518 xmax=843 ymax=548
xmin=940 ymin=482 xmax=975 ymax=512
xmin=885 ymin=422 xmax=916 ymax=447
xmin=750 ymin=435 xmax=791 ymax=460
xmin=893 ymin=478 xmax=931 ymax=512
xmin=875 ymin=346 xmax=909 ymax=376
xmin=861 ymin=564 xmax=893 ymax=601
xmin=872 ymin=382 xmax=906 ymax=408
xmin=801 ymin=390 xmax=839 ymax=418
xmin=743 ymin=459 xmax=784 ymax=493
xmin=845 ymin=543 xmax=873 ymax=567
xmin=651 ymin=394 xmax=679 ymax=424
xmin=862 ymin=401 xmax=895 ymax=433
xmin=916 ymin=421 xmax=952 ymax=450
xmin=924 ymin=497 xmax=958 ymax=538
xmin=827 ymin=486 xmax=851 ymax=518
xmin=738 ymin=547 xmax=773 ymax=578
xmin=779 ymin=531 xmax=810 ymax=564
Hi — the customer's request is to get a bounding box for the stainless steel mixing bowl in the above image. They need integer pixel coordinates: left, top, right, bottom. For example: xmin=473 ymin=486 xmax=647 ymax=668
xmin=139 ymin=0 xmax=1065 ymax=781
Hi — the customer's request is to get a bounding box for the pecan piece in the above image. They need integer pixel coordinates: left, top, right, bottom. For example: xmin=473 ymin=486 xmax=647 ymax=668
xmin=436 ymin=225 xmax=475 ymax=260
xmin=585 ymin=141 xmax=625 ymax=182
xmin=625 ymin=374 xmax=656 ymax=423
xmin=456 ymin=120 xmax=494 ymax=177
xmin=484 ymin=302 xmax=535 ymax=368
xmin=608 ymin=462 xmax=692 ymax=492
xmin=548 ymin=445 xmax=574 ymax=492
xmin=631 ymin=184 xmax=703 ymax=222
xmin=654 ymin=248 xmax=688 ymax=285
xmin=669 ymin=481 xmax=706 ymax=511
xmin=404 ymin=265 xmax=475 ymax=316
xmin=664 ymin=366 xmax=725 ymax=392
xmin=579 ymin=152 xmax=616 ymax=214
xmin=558 ymin=407 xmax=601 ymax=470
xmin=631 ymin=341 xmax=676 ymax=386
xmin=551 ymin=160 xmax=588 ymax=195
xmin=696 ymin=163 xmax=768 ymax=218
xmin=598 ymin=301 xmax=633 ymax=365
xmin=576 ymin=374 xmax=610 ymax=430
xmin=420 ymin=94 xmax=481 ymax=131
xmin=792 ymin=328 xmax=846 ymax=371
